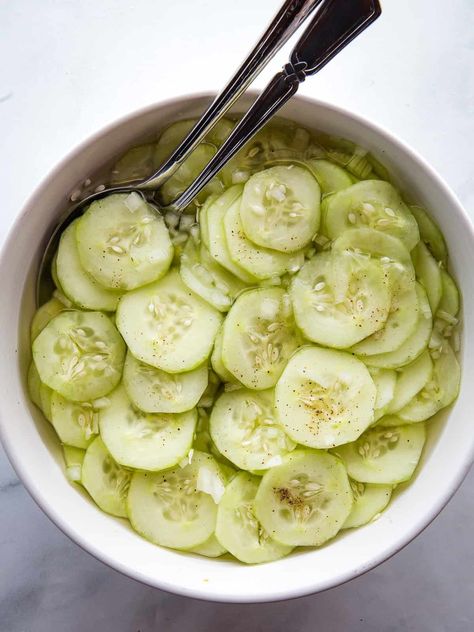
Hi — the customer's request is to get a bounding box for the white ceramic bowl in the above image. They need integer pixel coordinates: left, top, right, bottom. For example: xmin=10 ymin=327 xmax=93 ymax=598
xmin=0 ymin=93 xmax=473 ymax=603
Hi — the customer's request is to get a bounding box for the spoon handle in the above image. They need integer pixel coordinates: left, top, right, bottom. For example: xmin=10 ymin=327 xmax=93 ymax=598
xmin=142 ymin=0 xmax=323 ymax=189
xmin=167 ymin=0 xmax=381 ymax=213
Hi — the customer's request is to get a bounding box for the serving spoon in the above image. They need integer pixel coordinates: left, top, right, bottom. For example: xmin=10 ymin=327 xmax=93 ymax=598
xmin=37 ymin=0 xmax=381 ymax=302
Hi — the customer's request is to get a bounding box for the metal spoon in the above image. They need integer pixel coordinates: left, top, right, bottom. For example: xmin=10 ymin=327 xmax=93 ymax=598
xmin=37 ymin=0 xmax=381 ymax=301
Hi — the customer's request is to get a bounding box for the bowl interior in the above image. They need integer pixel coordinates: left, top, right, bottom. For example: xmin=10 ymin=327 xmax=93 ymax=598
xmin=1 ymin=93 xmax=473 ymax=602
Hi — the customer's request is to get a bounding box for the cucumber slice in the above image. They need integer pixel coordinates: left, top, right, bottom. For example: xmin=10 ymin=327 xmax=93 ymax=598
xmin=154 ymin=119 xmax=196 ymax=165
xmin=62 ymin=445 xmax=85 ymax=483
xmin=206 ymin=118 xmax=235 ymax=147
xmin=215 ymin=472 xmax=292 ymax=563
xmin=50 ymin=392 xmax=105 ymax=449
xmin=210 ymin=389 xmax=295 ymax=471
xmin=343 ymin=480 xmax=392 ymax=529
xmin=116 ymin=270 xmax=222 ymax=373
xmin=193 ymin=409 xmax=213 ymax=453
xmin=275 ymin=346 xmax=376 ymax=449
xmin=334 ymin=423 xmax=426 ymax=484
xmin=197 ymin=193 xmax=218 ymax=250
xmin=398 ymin=343 xmax=460 ymax=422
xmin=240 ymin=165 xmax=321 ymax=253
xmin=180 ymin=237 xmax=246 ymax=311
xmin=254 ymin=450 xmax=353 ymax=547
xmin=332 ymin=226 xmax=412 ymax=267
xmin=33 ymin=311 xmax=125 ymax=401
xmin=53 ymin=288 xmax=74 ymax=309
xmin=369 ymin=368 xmax=397 ymax=419
xmin=153 ymin=119 xmax=227 ymax=204
xmin=437 ymin=270 xmax=460 ymax=318
xmin=333 ymin=231 xmax=419 ymax=356
xmin=412 ymin=241 xmax=442 ymax=313
xmin=410 ymin=205 xmax=447 ymax=263
xmin=127 ymin=451 xmax=224 ymax=549
xmin=316 ymin=134 xmax=374 ymax=179
xmin=160 ymin=143 xmax=224 ymax=206
xmin=28 ymin=361 xmax=47 ymax=410
xmin=187 ymin=534 xmax=227 ymax=558
xmin=56 ymin=221 xmax=122 ymax=311
xmin=307 ymin=159 xmax=353 ymax=195
xmin=111 ymin=142 xmax=156 ymax=184
xmin=28 ymin=362 xmax=53 ymax=422
xmin=224 ymin=196 xmax=304 ymax=280
xmin=206 ymin=186 xmax=257 ymax=283
xmin=290 ymin=251 xmax=391 ymax=348
xmin=31 ymin=297 xmax=66 ymax=341
xmin=323 ymin=181 xmax=419 ymax=251
xmin=197 ymin=370 xmax=220 ymax=409
xmin=211 ymin=326 xmax=239 ymax=384
xmin=220 ymin=120 xmax=307 ymax=187
xmin=123 ymin=351 xmax=208 ymax=413
xmin=76 ymin=193 xmax=173 ymax=290
xmin=99 ymin=385 xmax=197 ymax=471
xmin=375 ymin=414 xmax=408 ymax=428
xmin=154 ymin=117 xmax=233 ymax=165
xmin=40 ymin=384 xmax=53 ymax=422
xmin=221 ymin=288 xmax=300 ymax=390
xmin=51 ymin=252 xmax=61 ymax=289
xmin=81 ymin=437 xmax=131 ymax=517
xmin=386 ymin=351 xmax=433 ymax=414
xmin=363 ymin=284 xmax=432 ymax=369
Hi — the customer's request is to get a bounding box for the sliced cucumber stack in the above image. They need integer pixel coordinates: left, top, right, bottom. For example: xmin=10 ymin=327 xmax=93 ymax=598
xmin=363 ymin=284 xmax=432 ymax=369
xmin=216 ymin=472 xmax=292 ymax=563
xmin=240 ymin=165 xmax=321 ymax=253
xmin=205 ymin=185 xmax=257 ymax=283
xmin=224 ymin=196 xmax=304 ymax=280
xmin=397 ymin=343 xmax=460 ymax=422
xmin=409 ymin=205 xmax=447 ymax=263
xmin=180 ymin=237 xmax=246 ymax=312
xmin=323 ymin=180 xmax=419 ymax=251
xmin=290 ymin=250 xmax=391 ymax=348
xmin=27 ymin=117 xmax=462 ymax=566
xmin=56 ymin=220 xmax=122 ymax=311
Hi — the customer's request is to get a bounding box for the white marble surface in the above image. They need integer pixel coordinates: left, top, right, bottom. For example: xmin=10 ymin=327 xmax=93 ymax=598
xmin=1 ymin=0 xmax=473 ymax=629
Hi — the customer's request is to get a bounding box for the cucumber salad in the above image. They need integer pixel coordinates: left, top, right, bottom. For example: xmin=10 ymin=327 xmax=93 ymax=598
xmin=28 ymin=118 xmax=461 ymax=564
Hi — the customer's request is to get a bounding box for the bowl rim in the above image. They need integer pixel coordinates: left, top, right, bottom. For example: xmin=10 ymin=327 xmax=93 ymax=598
xmin=1 ymin=91 xmax=473 ymax=603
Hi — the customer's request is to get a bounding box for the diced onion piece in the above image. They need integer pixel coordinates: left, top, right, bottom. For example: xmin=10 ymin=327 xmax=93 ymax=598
xmin=197 ymin=466 xmax=225 ymax=504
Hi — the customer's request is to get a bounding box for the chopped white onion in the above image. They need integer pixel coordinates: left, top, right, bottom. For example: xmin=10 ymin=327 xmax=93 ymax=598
xmin=66 ymin=465 xmax=82 ymax=482
xmin=196 ymin=466 xmax=225 ymax=504
xmin=123 ymin=192 xmax=143 ymax=212
xmin=265 ymin=455 xmax=282 ymax=468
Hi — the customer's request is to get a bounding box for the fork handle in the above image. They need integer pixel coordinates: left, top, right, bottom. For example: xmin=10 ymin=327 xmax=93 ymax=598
xmin=141 ymin=0 xmax=323 ymax=189
xmin=168 ymin=0 xmax=381 ymax=212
